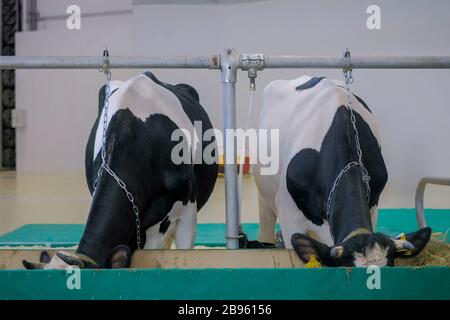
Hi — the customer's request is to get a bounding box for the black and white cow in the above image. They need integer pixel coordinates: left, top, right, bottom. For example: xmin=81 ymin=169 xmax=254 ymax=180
xmin=253 ymin=75 xmax=431 ymax=267
xmin=23 ymin=72 xmax=218 ymax=269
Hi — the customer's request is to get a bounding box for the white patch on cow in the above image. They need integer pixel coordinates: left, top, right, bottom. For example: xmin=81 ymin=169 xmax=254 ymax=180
xmin=175 ymin=201 xmax=197 ymax=249
xmin=254 ymin=75 xmax=381 ymax=251
xmin=257 ymin=194 xmax=277 ymax=243
xmin=353 ymin=243 xmax=389 ymax=267
xmin=93 ymin=74 xmax=199 ymax=162
xmin=144 ymin=200 xmax=197 ymax=249
xmin=43 ymin=251 xmax=75 ymax=270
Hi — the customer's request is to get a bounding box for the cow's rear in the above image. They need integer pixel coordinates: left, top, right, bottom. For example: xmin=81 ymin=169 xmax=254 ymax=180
xmin=254 ymin=76 xmax=431 ymax=267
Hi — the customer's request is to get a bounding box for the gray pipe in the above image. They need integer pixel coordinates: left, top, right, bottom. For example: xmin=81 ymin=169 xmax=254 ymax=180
xmin=221 ymin=49 xmax=240 ymax=249
xmin=2 ymin=55 xmax=450 ymax=69
xmin=0 ymin=56 xmax=220 ymax=69
xmin=264 ymin=56 xmax=450 ymax=69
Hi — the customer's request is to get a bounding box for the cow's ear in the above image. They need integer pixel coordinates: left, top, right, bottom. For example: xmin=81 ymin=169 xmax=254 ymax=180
xmin=395 ymin=227 xmax=432 ymax=258
xmin=291 ymin=233 xmax=334 ymax=266
xmin=22 ymin=260 xmax=45 ymax=269
xmin=107 ymin=245 xmax=131 ymax=268
xmin=40 ymin=251 xmax=51 ymax=263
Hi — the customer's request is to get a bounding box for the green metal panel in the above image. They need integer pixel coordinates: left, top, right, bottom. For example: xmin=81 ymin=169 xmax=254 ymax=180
xmin=0 ymin=224 xmax=84 ymax=247
xmin=0 ymin=267 xmax=448 ymax=300
xmin=0 ymin=209 xmax=448 ymax=247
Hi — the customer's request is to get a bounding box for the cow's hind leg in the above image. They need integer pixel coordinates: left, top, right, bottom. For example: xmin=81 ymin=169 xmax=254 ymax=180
xmin=276 ymin=191 xmax=307 ymax=249
xmin=144 ymin=220 xmax=177 ymax=249
xmin=143 ymin=198 xmax=181 ymax=249
xmin=258 ymin=194 xmax=277 ymax=244
xmin=174 ymin=201 xmax=197 ymax=249
xmin=237 ymin=193 xmax=276 ymax=248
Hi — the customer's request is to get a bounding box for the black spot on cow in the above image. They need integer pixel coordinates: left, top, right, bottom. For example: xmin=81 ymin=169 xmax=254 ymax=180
xmin=159 ymin=216 xmax=171 ymax=234
xmin=353 ymin=94 xmax=372 ymax=113
xmin=286 ymin=106 xmax=387 ymax=241
xmin=143 ymin=71 xmax=218 ymax=209
xmin=175 ymin=83 xmax=200 ymax=103
xmin=295 ymin=77 xmax=325 ymax=91
xmin=109 ymin=88 xmax=119 ymax=98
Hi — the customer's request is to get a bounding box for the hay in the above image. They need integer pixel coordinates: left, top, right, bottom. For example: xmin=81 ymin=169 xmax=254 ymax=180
xmin=396 ymin=230 xmax=450 ymax=267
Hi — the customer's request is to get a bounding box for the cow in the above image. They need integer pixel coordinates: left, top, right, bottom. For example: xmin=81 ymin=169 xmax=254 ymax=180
xmin=23 ymin=72 xmax=218 ymax=269
xmin=253 ymin=75 xmax=431 ymax=267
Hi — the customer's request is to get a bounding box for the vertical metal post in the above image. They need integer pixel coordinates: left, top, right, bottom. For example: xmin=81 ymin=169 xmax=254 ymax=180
xmin=221 ymin=48 xmax=240 ymax=249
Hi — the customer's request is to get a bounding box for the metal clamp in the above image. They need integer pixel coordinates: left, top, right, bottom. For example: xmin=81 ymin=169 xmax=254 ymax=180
xmin=100 ymin=48 xmax=110 ymax=74
xmin=343 ymin=48 xmax=353 ymax=84
xmin=241 ymin=54 xmax=264 ymax=90
xmin=221 ymin=48 xmax=240 ymax=83
xmin=240 ymin=53 xmax=265 ymax=70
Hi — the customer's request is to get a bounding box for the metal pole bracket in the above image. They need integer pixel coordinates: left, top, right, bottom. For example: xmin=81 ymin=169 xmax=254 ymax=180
xmin=100 ymin=48 xmax=110 ymax=75
xmin=241 ymin=54 xmax=264 ymax=90
xmin=343 ymin=48 xmax=353 ymax=84
xmin=240 ymin=53 xmax=265 ymax=71
xmin=221 ymin=48 xmax=240 ymax=83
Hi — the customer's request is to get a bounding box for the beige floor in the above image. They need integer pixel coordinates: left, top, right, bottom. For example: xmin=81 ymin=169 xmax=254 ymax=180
xmin=0 ymin=171 xmax=260 ymax=234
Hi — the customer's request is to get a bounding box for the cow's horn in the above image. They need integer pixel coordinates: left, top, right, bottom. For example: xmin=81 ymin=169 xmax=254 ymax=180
xmin=22 ymin=260 xmax=45 ymax=270
xmin=40 ymin=251 xmax=51 ymax=263
xmin=55 ymin=251 xmax=84 ymax=268
xmin=330 ymin=245 xmax=345 ymax=258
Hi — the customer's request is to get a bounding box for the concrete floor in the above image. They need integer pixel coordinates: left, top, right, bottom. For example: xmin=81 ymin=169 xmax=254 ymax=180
xmin=0 ymin=171 xmax=260 ymax=234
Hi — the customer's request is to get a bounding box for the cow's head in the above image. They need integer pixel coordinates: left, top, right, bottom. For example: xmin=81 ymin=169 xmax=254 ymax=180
xmin=22 ymin=245 xmax=132 ymax=270
xmin=291 ymin=227 xmax=431 ymax=267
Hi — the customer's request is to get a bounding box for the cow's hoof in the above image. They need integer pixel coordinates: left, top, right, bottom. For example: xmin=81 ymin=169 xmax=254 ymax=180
xmin=239 ymin=231 xmax=275 ymax=249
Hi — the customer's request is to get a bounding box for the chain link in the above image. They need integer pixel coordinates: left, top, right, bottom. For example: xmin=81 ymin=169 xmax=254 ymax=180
xmin=93 ymin=49 xmax=142 ymax=250
xmin=326 ymin=49 xmax=371 ymax=222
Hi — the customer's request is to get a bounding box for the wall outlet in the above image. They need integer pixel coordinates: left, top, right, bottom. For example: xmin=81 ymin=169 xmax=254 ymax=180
xmin=12 ymin=109 xmax=26 ymax=128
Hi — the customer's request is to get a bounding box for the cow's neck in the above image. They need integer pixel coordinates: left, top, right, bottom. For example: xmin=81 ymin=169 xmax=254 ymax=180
xmin=327 ymin=168 xmax=373 ymax=244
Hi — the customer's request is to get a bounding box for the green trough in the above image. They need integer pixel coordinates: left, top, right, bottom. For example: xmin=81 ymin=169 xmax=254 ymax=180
xmin=0 ymin=267 xmax=449 ymax=300
xmin=0 ymin=209 xmax=448 ymax=300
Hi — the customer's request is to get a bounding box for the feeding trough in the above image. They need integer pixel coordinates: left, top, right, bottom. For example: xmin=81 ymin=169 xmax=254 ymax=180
xmin=0 ymin=209 xmax=448 ymax=300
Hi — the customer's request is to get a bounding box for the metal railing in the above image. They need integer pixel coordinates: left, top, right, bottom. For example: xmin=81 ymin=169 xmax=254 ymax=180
xmin=2 ymin=55 xmax=450 ymax=69
xmin=415 ymin=177 xmax=450 ymax=228
xmin=1 ymin=51 xmax=450 ymax=248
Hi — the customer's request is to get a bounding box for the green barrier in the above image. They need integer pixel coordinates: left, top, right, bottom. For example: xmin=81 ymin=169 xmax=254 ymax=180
xmin=0 ymin=267 xmax=448 ymax=300
xmin=0 ymin=209 xmax=448 ymax=247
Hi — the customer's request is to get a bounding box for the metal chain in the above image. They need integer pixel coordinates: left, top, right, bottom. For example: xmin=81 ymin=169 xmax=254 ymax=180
xmin=93 ymin=49 xmax=142 ymax=250
xmin=326 ymin=49 xmax=371 ymax=220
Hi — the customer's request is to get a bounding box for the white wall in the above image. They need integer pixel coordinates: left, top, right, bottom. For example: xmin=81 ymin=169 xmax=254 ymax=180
xmin=15 ymin=0 xmax=450 ymax=208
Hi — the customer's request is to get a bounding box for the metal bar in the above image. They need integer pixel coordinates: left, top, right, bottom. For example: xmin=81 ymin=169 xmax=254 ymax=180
xmin=415 ymin=177 xmax=450 ymax=228
xmin=221 ymin=49 xmax=240 ymax=249
xmin=264 ymin=56 xmax=450 ymax=69
xmin=2 ymin=55 xmax=450 ymax=70
xmin=0 ymin=56 xmax=220 ymax=69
